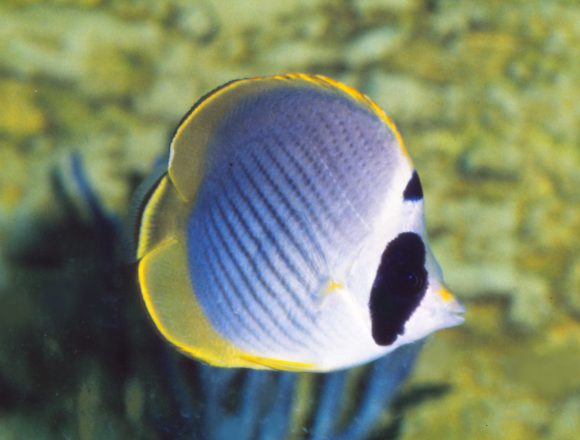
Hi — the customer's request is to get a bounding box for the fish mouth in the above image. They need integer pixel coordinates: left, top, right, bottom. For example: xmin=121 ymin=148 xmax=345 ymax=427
xmin=446 ymin=298 xmax=466 ymax=326
xmin=437 ymin=286 xmax=465 ymax=316
xmin=419 ymin=296 xmax=465 ymax=330
xmin=434 ymin=286 xmax=466 ymax=326
xmin=448 ymin=298 xmax=466 ymax=315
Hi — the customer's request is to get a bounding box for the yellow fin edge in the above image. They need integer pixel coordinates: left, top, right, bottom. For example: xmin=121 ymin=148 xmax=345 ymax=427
xmin=138 ymin=238 xmax=316 ymax=371
xmin=272 ymin=73 xmax=411 ymax=162
xmin=239 ymin=354 xmax=315 ymax=372
xmin=169 ymin=73 xmax=411 ymax=199
xmin=139 ymin=238 xmax=249 ymax=368
xmin=136 ymin=176 xmax=169 ymax=260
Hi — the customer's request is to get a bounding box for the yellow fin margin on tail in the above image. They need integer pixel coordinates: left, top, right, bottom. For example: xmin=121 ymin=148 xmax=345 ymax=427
xmin=138 ymin=236 xmax=317 ymax=371
xmin=168 ymin=73 xmax=411 ymax=203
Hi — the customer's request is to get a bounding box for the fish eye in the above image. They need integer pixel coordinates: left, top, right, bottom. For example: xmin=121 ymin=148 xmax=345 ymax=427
xmin=401 ymin=271 xmax=425 ymax=292
xmin=369 ymin=232 xmax=429 ymax=345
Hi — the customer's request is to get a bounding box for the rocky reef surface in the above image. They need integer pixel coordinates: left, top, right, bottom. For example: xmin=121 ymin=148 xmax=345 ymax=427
xmin=0 ymin=1 xmax=578 ymax=439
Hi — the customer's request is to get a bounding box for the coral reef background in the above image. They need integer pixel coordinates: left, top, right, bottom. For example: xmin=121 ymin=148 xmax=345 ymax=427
xmin=0 ymin=0 xmax=578 ymax=439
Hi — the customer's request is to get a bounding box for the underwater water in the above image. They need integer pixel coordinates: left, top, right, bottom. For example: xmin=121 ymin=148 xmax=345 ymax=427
xmin=0 ymin=0 xmax=579 ymax=439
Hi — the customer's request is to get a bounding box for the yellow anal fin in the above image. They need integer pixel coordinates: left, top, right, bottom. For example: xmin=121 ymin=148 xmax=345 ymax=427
xmin=239 ymin=354 xmax=315 ymax=372
xmin=140 ymin=237 xmax=317 ymax=371
xmin=169 ymin=73 xmax=411 ymax=202
xmin=139 ymin=238 xmax=253 ymax=368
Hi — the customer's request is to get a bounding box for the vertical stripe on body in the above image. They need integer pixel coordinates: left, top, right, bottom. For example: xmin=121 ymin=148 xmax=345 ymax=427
xmin=186 ymin=85 xmax=406 ymax=358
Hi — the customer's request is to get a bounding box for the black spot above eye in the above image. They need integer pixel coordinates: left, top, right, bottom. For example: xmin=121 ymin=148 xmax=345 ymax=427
xmin=403 ymin=171 xmax=423 ymax=201
xmin=369 ymin=232 xmax=428 ymax=346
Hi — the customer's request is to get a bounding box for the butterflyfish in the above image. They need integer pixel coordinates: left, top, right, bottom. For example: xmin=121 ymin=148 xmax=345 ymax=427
xmin=135 ymin=73 xmax=464 ymax=372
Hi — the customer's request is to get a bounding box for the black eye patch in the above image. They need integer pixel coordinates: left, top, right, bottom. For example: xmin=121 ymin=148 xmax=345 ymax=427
xmin=403 ymin=171 xmax=423 ymax=201
xmin=369 ymin=232 xmax=428 ymax=346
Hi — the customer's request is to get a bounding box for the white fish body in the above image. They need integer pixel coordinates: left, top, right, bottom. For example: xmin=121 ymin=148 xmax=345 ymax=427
xmin=136 ymin=74 xmax=464 ymax=372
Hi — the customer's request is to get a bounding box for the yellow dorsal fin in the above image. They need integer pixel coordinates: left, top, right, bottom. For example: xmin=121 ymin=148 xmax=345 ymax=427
xmin=168 ymin=73 xmax=410 ymax=203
